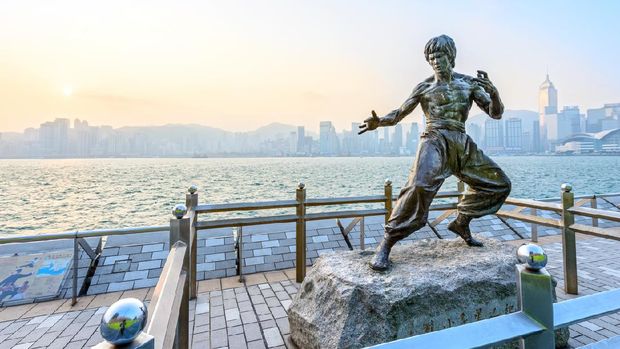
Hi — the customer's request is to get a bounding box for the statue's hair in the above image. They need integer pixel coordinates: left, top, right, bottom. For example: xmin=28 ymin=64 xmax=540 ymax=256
xmin=424 ymin=35 xmax=456 ymax=68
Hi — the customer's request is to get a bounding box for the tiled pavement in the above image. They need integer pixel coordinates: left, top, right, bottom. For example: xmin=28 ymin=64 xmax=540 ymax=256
xmin=1 ymin=236 xmax=620 ymax=348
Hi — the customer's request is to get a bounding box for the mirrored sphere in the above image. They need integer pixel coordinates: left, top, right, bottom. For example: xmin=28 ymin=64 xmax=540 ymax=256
xmin=100 ymin=298 xmax=148 ymax=345
xmin=188 ymin=184 xmax=198 ymax=194
xmin=172 ymin=204 xmax=187 ymax=219
xmin=516 ymin=243 xmax=548 ymax=271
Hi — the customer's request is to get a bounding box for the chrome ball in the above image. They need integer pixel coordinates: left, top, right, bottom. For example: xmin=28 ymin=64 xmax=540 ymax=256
xmin=100 ymin=298 xmax=148 ymax=345
xmin=385 ymin=178 xmax=392 ymax=186
xmin=172 ymin=204 xmax=187 ymax=219
xmin=517 ymin=243 xmax=548 ymax=271
xmin=188 ymin=184 xmax=198 ymax=194
xmin=298 ymin=182 xmax=305 ymax=189
xmin=561 ymin=183 xmax=572 ymax=192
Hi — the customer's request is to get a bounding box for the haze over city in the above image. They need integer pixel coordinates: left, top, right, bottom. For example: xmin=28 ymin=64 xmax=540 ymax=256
xmin=1 ymin=1 xmax=620 ymax=134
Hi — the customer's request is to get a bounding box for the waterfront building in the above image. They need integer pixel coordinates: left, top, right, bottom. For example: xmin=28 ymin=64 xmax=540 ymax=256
xmin=393 ymin=124 xmax=403 ymax=155
xmin=538 ymin=74 xmax=558 ymax=151
xmin=406 ymin=122 xmax=419 ymax=155
xmin=39 ymin=118 xmax=70 ymax=157
xmin=586 ymin=103 xmax=620 ymax=133
xmin=504 ymin=118 xmax=522 ymax=152
xmin=555 ymin=128 xmax=620 ymax=154
xmin=484 ymin=118 xmax=504 ymax=152
xmin=296 ymin=126 xmax=305 ymax=154
xmin=466 ymin=122 xmax=482 ymax=145
xmin=319 ymin=121 xmax=338 ymax=155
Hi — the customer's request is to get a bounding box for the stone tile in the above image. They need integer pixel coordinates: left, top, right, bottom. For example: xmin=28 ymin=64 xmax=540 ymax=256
xmin=137 ymin=260 xmax=161 ymax=270
xmin=0 ymin=304 xmax=35 ymax=322
xmin=263 ymin=327 xmax=284 ymax=347
xmin=142 ymin=243 xmax=164 ymax=253
xmin=123 ymin=270 xmax=149 ymax=281
xmin=198 ymin=279 xmax=221 ymax=293
xmin=88 ymin=292 xmax=123 ymax=308
xmin=107 ymin=281 xmax=134 ymax=292
xmin=264 ymin=271 xmax=287 ymax=283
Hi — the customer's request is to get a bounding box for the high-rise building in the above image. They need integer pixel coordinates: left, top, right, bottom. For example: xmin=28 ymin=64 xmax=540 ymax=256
xmin=406 ymin=123 xmax=419 ymax=154
xmin=557 ymin=106 xmax=582 ymax=140
xmin=39 ymin=118 xmax=70 ymax=156
xmin=532 ymin=120 xmax=541 ymax=153
xmin=484 ymin=119 xmax=504 ymax=151
xmin=296 ymin=126 xmax=305 ymax=154
xmin=466 ymin=122 xmax=482 ymax=145
xmin=393 ymin=124 xmax=403 ymax=154
xmin=319 ymin=121 xmax=338 ymax=155
xmin=539 ymin=74 xmax=558 ymax=150
xmin=505 ymin=118 xmax=522 ymax=152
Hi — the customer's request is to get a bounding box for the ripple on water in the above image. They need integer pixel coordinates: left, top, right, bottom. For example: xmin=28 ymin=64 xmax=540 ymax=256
xmin=0 ymin=156 xmax=619 ymax=235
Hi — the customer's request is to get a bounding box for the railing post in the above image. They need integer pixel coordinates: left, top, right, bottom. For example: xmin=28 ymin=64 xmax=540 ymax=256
xmin=170 ymin=205 xmax=190 ymax=349
xmin=185 ymin=185 xmax=198 ymax=300
xmin=457 ymin=180 xmax=465 ymax=204
xmin=72 ymin=236 xmax=79 ymax=306
xmin=516 ymin=264 xmax=555 ymax=348
xmin=561 ymin=183 xmax=578 ymax=295
xmin=384 ymin=179 xmax=393 ymax=226
xmin=531 ymin=208 xmax=538 ymax=242
xmin=296 ymin=183 xmax=307 ymax=283
xmin=360 ymin=217 xmax=366 ymax=251
xmin=591 ymin=195 xmax=599 ymax=227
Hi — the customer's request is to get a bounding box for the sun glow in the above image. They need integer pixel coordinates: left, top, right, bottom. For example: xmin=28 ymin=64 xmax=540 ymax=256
xmin=63 ymin=86 xmax=73 ymax=97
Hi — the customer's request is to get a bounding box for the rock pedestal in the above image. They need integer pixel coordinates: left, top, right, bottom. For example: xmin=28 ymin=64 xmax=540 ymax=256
xmin=288 ymin=237 xmax=568 ymax=349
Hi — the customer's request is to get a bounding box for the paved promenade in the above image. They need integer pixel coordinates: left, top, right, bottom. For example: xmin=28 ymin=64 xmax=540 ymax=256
xmin=1 ymin=235 xmax=620 ymax=348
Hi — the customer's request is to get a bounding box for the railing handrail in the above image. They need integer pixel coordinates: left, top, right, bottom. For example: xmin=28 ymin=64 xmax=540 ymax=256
xmin=368 ymin=311 xmax=545 ymax=349
xmin=370 ymin=279 xmax=620 ymax=349
xmin=568 ymin=206 xmax=620 ymax=223
xmin=146 ymin=241 xmax=188 ymax=349
xmin=0 ymin=225 xmax=169 ymax=245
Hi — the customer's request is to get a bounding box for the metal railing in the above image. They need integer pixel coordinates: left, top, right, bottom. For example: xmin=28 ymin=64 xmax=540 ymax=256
xmin=193 ymin=179 xmax=462 ymax=282
xmin=93 ymin=212 xmax=192 ymax=349
xmin=494 ymin=183 xmax=620 ymax=295
xmin=369 ymin=263 xmax=620 ymax=349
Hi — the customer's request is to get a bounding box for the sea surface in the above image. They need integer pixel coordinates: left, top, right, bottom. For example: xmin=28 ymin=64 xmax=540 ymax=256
xmin=1 ymin=156 xmax=619 ymax=236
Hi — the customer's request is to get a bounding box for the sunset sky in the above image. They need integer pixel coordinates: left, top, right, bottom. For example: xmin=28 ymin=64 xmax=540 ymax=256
xmin=1 ymin=1 xmax=619 ymax=133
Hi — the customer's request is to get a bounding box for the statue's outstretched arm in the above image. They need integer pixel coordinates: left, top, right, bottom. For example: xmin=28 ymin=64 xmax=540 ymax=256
xmin=379 ymin=82 xmax=427 ymax=127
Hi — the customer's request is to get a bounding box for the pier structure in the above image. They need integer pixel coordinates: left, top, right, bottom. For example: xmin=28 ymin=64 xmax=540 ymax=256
xmin=1 ymin=183 xmax=620 ymax=348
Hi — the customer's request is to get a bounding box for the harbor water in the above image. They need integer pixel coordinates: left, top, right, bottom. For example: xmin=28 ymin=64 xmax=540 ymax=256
xmin=1 ymin=156 xmax=619 ymax=236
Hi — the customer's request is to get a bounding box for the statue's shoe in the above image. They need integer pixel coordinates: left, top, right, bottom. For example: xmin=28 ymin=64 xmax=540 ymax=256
xmin=447 ymin=220 xmax=484 ymax=247
xmin=369 ymin=242 xmax=391 ymax=271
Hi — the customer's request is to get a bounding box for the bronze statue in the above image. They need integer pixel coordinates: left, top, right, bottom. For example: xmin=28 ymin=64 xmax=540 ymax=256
xmin=359 ymin=35 xmax=511 ymax=271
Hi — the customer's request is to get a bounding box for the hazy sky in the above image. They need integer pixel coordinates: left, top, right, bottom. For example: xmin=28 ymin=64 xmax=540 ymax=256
xmin=1 ymin=1 xmax=619 ymax=133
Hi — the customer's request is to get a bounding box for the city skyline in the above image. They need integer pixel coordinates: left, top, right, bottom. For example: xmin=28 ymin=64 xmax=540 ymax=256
xmin=2 ymin=1 xmax=620 ymax=133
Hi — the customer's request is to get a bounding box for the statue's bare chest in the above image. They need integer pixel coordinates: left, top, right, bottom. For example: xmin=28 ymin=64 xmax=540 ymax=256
xmin=424 ymin=81 xmax=472 ymax=106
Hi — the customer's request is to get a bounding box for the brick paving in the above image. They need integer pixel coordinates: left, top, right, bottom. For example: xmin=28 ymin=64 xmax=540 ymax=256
xmin=1 ymin=236 xmax=620 ymax=348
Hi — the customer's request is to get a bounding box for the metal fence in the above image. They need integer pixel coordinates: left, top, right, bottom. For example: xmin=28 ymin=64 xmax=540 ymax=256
xmin=368 ymin=264 xmax=620 ymax=349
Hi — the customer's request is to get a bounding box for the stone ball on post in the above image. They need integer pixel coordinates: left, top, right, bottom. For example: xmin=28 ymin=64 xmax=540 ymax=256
xmin=517 ymin=243 xmax=548 ymax=271
xmin=188 ymin=184 xmax=198 ymax=194
xmin=172 ymin=204 xmax=187 ymax=219
xmin=100 ymin=298 xmax=148 ymax=345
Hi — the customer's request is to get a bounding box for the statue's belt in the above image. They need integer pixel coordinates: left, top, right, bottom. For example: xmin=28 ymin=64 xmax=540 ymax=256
xmin=425 ymin=120 xmax=466 ymax=133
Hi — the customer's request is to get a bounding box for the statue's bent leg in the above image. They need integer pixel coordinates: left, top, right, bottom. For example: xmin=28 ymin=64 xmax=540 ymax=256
xmin=451 ymin=136 xmax=511 ymax=245
xmin=370 ymin=134 xmax=449 ymax=270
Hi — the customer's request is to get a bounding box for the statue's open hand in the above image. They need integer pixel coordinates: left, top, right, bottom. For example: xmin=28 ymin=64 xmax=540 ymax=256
xmin=358 ymin=110 xmax=380 ymax=135
xmin=473 ymin=70 xmax=498 ymax=97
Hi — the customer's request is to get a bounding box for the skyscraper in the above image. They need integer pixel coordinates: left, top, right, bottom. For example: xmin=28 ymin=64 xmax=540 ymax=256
xmin=484 ymin=119 xmax=504 ymax=152
xmin=505 ymin=118 xmax=522 ymax=152
xmin=393 ymin=124 xmax=403 ymax=154
xmin=319 ymin=121 xmax=337 ymax=155
xmin=539 ymin=74 xmax=558 ymax=151
xmin=296 ymin=126 xmax=305 ymax=154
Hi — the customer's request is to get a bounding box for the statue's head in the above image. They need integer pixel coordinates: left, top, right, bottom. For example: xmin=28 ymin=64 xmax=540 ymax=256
xmin=424 ymin=35 xmax=456 ymax=73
